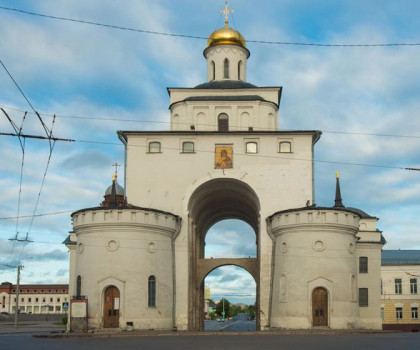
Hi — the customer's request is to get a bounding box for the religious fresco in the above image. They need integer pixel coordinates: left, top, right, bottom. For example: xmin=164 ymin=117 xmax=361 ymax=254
xmin=215 ymin=145 xmax=233 ymax=169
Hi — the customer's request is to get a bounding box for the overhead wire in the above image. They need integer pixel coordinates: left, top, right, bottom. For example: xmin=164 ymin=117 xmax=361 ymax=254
xmin=1 ymin=6 xmax=420 ymax=47
xmin=0 ymin=60 xmax=59 ymax=267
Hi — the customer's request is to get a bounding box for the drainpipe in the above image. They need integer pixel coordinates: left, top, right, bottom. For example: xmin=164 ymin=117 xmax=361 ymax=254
xmin=117 ymin=132 xmax=128 ymax=200
xmin=266 ymin=217 xmax=276 ymax=330
xmin=172 ymin=217 xmax=182 ymax=331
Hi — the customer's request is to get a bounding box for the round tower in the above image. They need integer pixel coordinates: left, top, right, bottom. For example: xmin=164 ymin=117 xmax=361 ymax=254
xmin=203 ymin=3 xmax=250 ymax=82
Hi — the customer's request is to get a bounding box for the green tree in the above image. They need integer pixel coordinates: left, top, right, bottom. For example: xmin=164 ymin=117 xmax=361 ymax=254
xmin=229 ymin=304 xmax=240 ymax=317
xmin=247 ymin=304 xmax=256 ymax=320
xmin=215 ymin=298 xmax=230 ymax=318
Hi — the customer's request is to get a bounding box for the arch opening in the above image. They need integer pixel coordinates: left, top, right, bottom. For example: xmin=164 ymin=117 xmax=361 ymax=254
xmin=204 ymin=265 xmax=257 ymax=331
xmin=187 ymin=178 xmax=261 ymax=331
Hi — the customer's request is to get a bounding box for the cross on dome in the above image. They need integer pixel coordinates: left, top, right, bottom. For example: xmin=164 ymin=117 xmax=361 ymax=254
xmin=220 ymin=1 xmax=234 ymax=28
xmin=112 ymin=162 xmax=121 ymax=179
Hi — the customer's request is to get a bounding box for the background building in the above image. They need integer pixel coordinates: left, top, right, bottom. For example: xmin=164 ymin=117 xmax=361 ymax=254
xmin=0 ymin=281 xmax=68 ymax=314
xmin=381 ymin=250 xmax=420 ymax=331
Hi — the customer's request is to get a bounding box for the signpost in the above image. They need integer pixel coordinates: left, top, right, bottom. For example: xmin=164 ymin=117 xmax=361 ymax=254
xmin=62 ymin=301 xmax=69 ymax=312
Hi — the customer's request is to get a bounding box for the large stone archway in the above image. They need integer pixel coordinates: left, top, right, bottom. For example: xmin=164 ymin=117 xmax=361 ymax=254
xmin=187 ymin=178 xmax=261 ymax=331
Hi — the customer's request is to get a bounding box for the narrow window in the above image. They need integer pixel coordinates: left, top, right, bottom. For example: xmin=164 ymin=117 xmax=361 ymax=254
xmin=211 ymin=61 xmax=215 ymax=80
xmin=182 ymin=142 xmax=194 ymax=153
xmin=396 ymin=307 xmax=403 ymax=320
xmin=76 ymin=275 xmax=82 ymax=298
xmin=359 ymin=288 xmax=368 ymax=307
xmin=381 ymin=307 xmax=384 ymax=320
xmin=412 ymin=307 xmax=418 ymax=320
xmin=395 ymin=279 xmax=402 ymax=294
xmin=279 ymin=141 xmax=292 ymax=153
xmin=246 ymin=142 xmax=258 ymax=154
xmin=238 ymin=61 xmax=243 ymax=80
xmin=218 ymin=113 xmax=229 ymax=132
xmin=351 ymin=275 xmax=356 ymax=300
xmin=223 ymin=58 xmax=229 ymax=78
xmin=148 ymin=141 xmax=161 ymax=153
xmin=35 ymin=298 xmax=39 ymax=302
xmin=148 ymin=275 xmax=156 ymax=308
xmin=410 ymin=278 xmax=417 ymax=294
xmin=28 ymin=298 xmax=31 ymax=302
xmin=359 ymin=257 xmax=368 ymax=273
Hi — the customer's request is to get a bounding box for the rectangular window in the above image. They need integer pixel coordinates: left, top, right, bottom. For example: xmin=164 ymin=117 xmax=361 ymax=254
xmin=57 ymin=297 xmax=60 ymax=302
xmin=410 ymin=278 xmax=417 ymax=294
xmin=28 ymin=298 xmax=31 ymax=302
xmin=396 ymin=307 xmax=403 ymax=320
xmin=182 ymin=141 xmax=195 ymax=153
xmin=148 ymin=141 xmax=161 ymax=153
xmin=359 ymin=257 xmax=368 ymax=273
xmin=395 ymin=279 xmax=402 ymax=294
xmin=279 ymin=141 xmax=292 ymax=153
xmin=35 ymin=298 xmax=39 ymax=302
xmin=50 ymin=298 xmax=53 ymax=302
xmin=381 ymin=308 xmax=384 ymax=320
xmin=245 ymin=142 xmax=258 ymax=154
xmin=21 ymin=298 xmax=24 ymax=302
xmin=359 ymin=288 xmax=368 ymax=307
xmin=412 ymin=307 xmax=418 ymax=320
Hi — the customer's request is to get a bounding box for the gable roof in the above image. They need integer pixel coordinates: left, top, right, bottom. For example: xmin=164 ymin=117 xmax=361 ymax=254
xmin=382 ymin=250 xmax=420 ymax=265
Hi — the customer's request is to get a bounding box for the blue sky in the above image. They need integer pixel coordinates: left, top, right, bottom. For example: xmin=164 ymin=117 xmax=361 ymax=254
xmin=1 ymin=0 xmax=420 ymax=305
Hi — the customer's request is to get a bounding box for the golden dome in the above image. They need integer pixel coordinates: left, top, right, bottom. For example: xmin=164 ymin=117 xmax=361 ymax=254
xmin=207 ymin=27 xmax=246 ymax=48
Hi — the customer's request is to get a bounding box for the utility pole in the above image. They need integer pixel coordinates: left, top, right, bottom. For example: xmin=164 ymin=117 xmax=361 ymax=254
xmin=14 ymin=264 xmax=23 ymax=328
xmin=222 ymin=298 xmax=225 ymax=319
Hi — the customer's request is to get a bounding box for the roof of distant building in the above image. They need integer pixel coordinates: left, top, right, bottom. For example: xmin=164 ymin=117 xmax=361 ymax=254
xmin=382 ymin=250 xmax=420 ymax=265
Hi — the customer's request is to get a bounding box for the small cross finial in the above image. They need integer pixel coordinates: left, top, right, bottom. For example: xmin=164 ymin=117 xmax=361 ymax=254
xmin=336 ymin=171 xmax=340 ymax=179
xmin=112 ymin=163 xmax=121 ymax=178
xmin=220 ymin=1 xmax=234 ymax=28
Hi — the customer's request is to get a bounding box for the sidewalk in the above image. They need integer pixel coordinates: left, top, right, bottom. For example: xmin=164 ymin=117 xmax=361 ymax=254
xmin=0 ymin=320 xmax=66 ymax=335
xmin=1 ymin=320 xmax=393 ymax=338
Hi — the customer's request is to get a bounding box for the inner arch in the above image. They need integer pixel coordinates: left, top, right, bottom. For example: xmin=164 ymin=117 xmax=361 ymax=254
xmin=188 ymin=178 xmax=260 ymax=242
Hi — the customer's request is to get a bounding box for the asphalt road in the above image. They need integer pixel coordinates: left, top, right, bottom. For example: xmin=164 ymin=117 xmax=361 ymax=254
xmin=1 ymin=333 xmax=420 ymax=350
xmin=205 ymin=319 xmax=256 ymax=332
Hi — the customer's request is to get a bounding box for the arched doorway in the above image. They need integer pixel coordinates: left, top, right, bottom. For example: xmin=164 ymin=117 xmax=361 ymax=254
xmin=187 ymin=178 xmax=261 ymax=331
xmin=312 ymin=287 xmax=328 ymax=327
xmin=103 ymin=286 xmax=120 ymax=328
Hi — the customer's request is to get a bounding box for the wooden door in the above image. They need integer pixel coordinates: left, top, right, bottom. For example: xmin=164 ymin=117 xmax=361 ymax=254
xmin=103 ymin=286 xmax=120 ymax=328
xmin=312 ymin=287 xmax=328 ymax=327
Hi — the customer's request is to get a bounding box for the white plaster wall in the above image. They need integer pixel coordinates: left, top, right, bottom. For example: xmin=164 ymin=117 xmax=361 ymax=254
xmin=170 ymin=100 xmax=279 ymax=131
xmin=356 ymin=242 xmax=383 ymax=329
xmin=124 ymin=131 xmax=315 ymax=330
xmin=204 ymin=45 xmax=249 ymax=81
xmin=72 ymin=209 xmax=178 ymax=330
xmin=269 ymin=210 xmax=360 ymax=329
